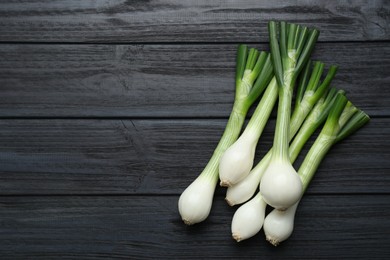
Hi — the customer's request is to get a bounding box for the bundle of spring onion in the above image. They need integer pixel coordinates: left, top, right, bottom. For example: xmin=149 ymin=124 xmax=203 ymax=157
xmin=178 ymin=20 xmax=370 ymax=246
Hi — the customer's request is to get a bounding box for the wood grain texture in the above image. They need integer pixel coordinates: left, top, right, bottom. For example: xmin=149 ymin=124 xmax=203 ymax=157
xmin=0 ymin=42 xmax=389 ymax=117
xmin=0 ymin=0 xmax=388 ymax=43
xmin=0 ymin=195 xmax=389 ymax=259
xmin=0 ymin=118 xmax=388 ymax=195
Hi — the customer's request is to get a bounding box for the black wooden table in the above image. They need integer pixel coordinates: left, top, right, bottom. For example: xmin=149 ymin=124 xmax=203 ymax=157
xmin=0 ymin=1 xmax=389 ymax=259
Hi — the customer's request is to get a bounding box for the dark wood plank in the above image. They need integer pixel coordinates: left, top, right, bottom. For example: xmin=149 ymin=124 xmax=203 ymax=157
xmin=0 ymin=118 xmax=388 ymax=195
xmin=0 ymin=42 xmax=388 ymax=117
xmin=0 ymin=0 xmax=388 ymax=43
xmin=0 ymin=195 xmax=389 ymax=258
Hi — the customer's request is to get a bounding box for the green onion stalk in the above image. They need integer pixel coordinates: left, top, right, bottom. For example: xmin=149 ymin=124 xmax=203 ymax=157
xmin=260 ymin=21 xmax=320 ymax=210
xmin=219 ymin=77 xmax=278 ymax=187
xmin=226 ymin=61 xmax=337 ymax=206
xmin=231 ymin=88 xmax=342 ymax=242
xmin=178 ymin=45 xmax=274 ymax=225
xmin=263 ymin=94 xmax=370 ymax=246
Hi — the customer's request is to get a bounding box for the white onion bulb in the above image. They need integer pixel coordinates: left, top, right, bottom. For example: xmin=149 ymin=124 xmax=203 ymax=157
xmin=178 ymin=176 xmax=216 ymax=225
xmin=231 ymin=193 xmax=267 ymax=242
xmin=263 ymin=202 xmax=299 ymax=246
xmin=219 ymin=133 xmax=257 ymax=187
xmin=260 ymin=160 xmax=302 ymax=210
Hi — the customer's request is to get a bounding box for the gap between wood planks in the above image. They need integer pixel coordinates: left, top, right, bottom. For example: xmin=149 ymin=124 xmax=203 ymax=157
xmin=0 ymin=40 xmax=389 ymax=45
xmin=0 ymin=192 xmax=388 ymax=197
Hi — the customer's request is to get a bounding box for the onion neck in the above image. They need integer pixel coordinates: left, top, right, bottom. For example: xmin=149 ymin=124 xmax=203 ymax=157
xmin=272 ymin=87 xmax=293 ymax=162
xmin=201 ymin=101 xmax=247 ymax=181
xmin=244 ymin=78 xmax=278 ymax=142
xmin=299 ymin=133 xmax=334 ymax=192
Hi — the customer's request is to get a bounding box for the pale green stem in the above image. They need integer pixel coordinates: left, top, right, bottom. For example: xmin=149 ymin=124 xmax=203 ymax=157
xmin=289 ymin=93 xmax=313 ymax=137
xmin=299 ymin=134 xmax=334 ymax=191
xmin=338 ymin=102 xmax=357 ymax=127
xmin=272 ymin=87 xmax=293 ymax=162
xmin=200 ymin=102 xmax=247 ymax=182
xmin=242 ymin=78 xmax=278 ymax=141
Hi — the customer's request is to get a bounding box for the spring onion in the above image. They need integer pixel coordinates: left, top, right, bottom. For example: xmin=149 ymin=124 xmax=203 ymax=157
xmin=260 ymin=21 xmax=320 ymax=210
xmin=231 ymin=193 xmax=267 ymax=242
xmin=264 ymin=94 xmax=370 ymax=246
xmin=219 ymin=77 xmax=278 ymax=187
xmin=231 ymin=88 xmax=342 ymax=242
xmin=226 ymin=61 xmax=337 ymax=206
xmin=178 ymin=45 xmax=273 ymax=225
